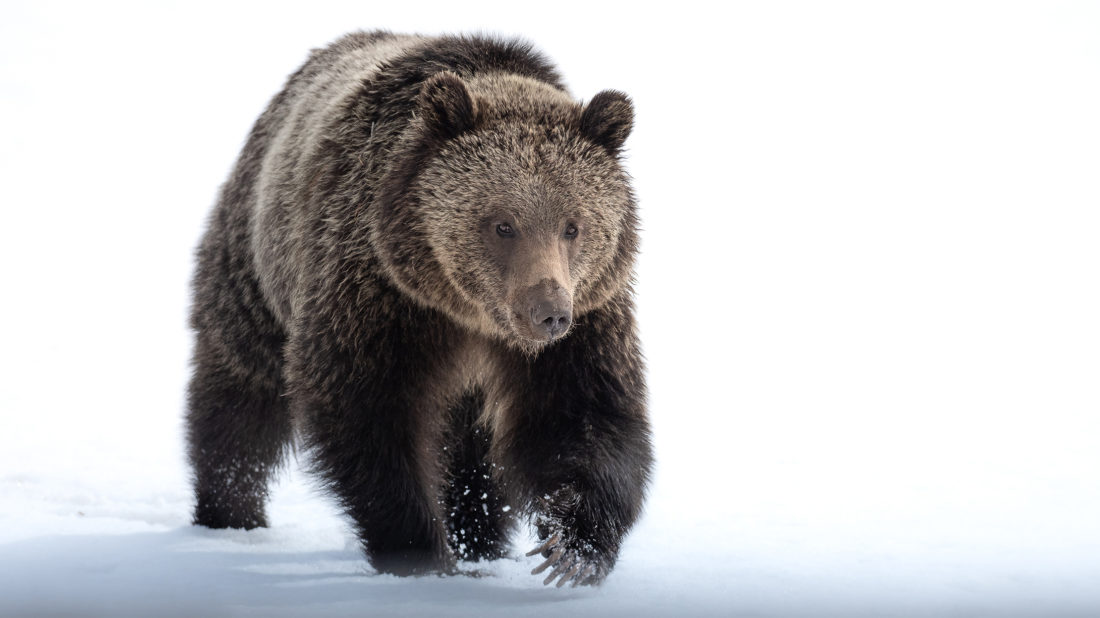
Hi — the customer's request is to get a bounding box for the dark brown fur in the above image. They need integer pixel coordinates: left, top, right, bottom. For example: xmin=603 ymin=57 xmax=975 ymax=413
xmin=186 ymin=31 xmax=652 ymax=586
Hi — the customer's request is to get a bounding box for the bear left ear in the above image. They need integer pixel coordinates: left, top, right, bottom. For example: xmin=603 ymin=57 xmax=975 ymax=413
xmin=581 ymin=90 xmax=634 ymax=154
xmin=418 ymin=71 xmax=478 ymax=141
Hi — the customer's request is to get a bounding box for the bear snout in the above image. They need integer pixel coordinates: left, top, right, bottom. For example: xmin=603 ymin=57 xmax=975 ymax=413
xmin=522 ymin=281 xmax=572 ymax=341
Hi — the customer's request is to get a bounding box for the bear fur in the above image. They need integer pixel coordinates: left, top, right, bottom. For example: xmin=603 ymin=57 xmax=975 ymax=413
xmin=186 ymin=31 xmax=652 ymax=587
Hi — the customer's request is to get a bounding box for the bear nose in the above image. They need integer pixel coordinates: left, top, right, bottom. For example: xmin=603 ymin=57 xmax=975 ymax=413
xmin=531 ymin=301 xmax=572 ymax=340
xmin=527 ymin=284 xmax=572 ymax=340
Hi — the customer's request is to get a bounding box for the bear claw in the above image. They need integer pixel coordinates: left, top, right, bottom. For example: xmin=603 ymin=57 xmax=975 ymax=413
xmin=525 ymin=532 xmax=561 ymax=559
xmin=531 ymin=547 xmax=563 ymax=575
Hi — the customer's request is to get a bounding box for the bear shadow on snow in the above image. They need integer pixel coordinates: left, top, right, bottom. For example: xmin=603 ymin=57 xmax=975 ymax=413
xmin=186 ymin=30 xmax=652 ymax=588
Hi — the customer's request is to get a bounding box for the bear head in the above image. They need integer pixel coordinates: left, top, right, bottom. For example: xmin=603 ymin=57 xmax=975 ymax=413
xmin=373 ymin=70 xmax=638 ymax=354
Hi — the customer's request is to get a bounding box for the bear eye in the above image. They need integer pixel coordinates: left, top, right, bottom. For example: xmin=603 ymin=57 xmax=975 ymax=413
xmin=564 ymin=224 xmax=579 ymax=239
xmin=496 ymin=223 xmax=515 ymax=237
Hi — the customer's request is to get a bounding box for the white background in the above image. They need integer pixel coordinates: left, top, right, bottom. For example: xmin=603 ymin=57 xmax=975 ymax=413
xmin=1 ymin=1 xmax=1098 ymax=616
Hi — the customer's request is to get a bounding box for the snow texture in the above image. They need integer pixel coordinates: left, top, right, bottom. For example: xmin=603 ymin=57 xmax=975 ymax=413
xmin=2 ymin=1 xmax=1099 ymax=616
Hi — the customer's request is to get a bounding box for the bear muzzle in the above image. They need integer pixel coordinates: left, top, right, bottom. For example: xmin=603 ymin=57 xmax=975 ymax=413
xmin=519 ymin=280 xmax=572 ymax=341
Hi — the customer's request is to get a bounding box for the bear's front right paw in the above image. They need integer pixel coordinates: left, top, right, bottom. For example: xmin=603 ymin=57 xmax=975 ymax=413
xmin=525 ymin=531 xmax=610 ymax=588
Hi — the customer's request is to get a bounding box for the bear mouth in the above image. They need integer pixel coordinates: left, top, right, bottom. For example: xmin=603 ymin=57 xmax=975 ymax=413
xmin=486 ymin=305 xmax=567 ymax=352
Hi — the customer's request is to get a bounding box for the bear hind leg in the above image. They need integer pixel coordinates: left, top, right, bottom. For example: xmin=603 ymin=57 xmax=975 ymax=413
xmin=186 ymin=215 xmax=292 ymax=531
xmin=187 ymin=331 xmax=292 ymax=530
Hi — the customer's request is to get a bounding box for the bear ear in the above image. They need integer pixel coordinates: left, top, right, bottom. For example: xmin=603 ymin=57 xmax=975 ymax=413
xmin=580 ymin=90 xmax=634 ymax=154
xmin=418 ymin=71 xmax=478 ymax=141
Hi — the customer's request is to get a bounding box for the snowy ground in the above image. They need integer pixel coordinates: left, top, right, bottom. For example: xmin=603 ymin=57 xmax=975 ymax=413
xmin=2 ymin=1 xmax=1100 ymax=616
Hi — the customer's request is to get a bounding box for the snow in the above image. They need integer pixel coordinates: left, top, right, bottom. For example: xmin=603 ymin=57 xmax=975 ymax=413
xmin=2 ymin=1 xmax=1100 ymax=616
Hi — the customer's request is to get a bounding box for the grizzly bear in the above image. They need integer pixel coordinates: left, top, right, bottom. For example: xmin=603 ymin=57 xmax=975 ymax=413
xmin=186 ymin=30 xmax=652 ymax=587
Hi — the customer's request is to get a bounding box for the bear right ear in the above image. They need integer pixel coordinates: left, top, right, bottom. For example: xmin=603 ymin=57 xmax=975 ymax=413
xmin=418 ymin=71 xmax=478 ymax=141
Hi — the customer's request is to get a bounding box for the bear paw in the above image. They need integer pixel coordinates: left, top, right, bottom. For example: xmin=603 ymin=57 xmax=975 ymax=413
xmin=525 ymin=531 xmax=610 ymax=588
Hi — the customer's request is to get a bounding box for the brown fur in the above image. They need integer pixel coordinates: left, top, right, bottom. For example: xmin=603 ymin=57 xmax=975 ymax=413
xmin=187 ymin=31 xmax=652 ymax=586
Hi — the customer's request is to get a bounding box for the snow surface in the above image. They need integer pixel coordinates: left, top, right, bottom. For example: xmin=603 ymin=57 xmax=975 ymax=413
xmin=2 ymin=1 xmax=1100 ymax=616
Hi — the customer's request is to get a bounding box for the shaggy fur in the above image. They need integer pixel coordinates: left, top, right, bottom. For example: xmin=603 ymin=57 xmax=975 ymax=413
xmin=187 ymin=30 xmax=652 ymax=586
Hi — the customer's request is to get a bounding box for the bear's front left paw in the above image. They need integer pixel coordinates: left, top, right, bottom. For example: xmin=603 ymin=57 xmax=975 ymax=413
xmin=525 ymin=531 xmax=610 ymax=587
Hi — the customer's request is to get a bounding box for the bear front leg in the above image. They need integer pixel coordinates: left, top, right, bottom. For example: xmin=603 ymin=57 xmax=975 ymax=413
xmin=498 ymin=295 xmax=654 ymax=587
xmin=442 ymin=389 xmax=515 ymax=562
xmin=288 ymin=290 xmax=460 ymax=576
